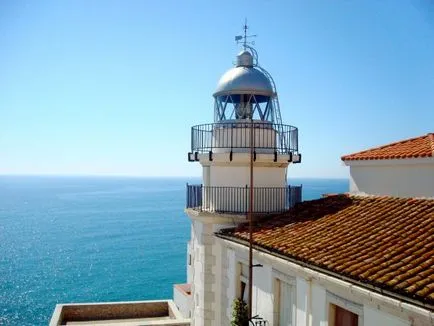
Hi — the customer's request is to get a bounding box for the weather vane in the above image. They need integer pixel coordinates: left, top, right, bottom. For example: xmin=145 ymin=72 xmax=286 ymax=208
xmin=235 ymin=19 xmax=257 ymax=50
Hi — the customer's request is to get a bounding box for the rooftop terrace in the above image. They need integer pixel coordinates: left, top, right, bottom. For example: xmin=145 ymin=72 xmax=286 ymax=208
xmin=50 ymin=300 xmax=190 ymax=326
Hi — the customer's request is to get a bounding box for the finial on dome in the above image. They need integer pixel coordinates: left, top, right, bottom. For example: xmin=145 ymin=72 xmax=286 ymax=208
xmin=234 ymin=19 xmax=257 ymax=51
xmin=242 ymin=19 xmax=248 ymax=50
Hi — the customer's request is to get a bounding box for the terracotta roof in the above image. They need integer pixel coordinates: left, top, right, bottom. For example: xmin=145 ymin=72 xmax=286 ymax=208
xmin=218 ymin=195 xmax=434 ymax=307
xmin=341 ymin=133 xmax=434 ymax=161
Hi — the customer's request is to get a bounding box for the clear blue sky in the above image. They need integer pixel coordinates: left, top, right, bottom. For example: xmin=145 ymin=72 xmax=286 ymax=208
xmin=1 ymin=1 xmax=433 ymax=178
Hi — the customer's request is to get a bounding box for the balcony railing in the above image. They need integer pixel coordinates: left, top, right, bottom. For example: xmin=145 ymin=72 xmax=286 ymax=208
xmin=190 ymin=122 xmax=298 ymax=154
xmin=186 ymin=184 xmax=302 ymax=214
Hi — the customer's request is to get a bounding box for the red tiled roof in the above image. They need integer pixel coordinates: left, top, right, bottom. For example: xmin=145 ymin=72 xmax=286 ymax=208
xmin=341 ymin=133 xmax=434 ymax=161
xmin=219 ymin=195 xmax=434 ymax=307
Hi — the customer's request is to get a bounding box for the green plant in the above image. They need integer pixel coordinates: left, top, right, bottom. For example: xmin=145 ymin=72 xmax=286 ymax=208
xmin=231 ymin=298 xmax=249 ymax=326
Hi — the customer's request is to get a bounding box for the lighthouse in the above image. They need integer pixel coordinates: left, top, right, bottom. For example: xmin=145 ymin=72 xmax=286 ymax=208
xmin=177 ymin=26 xmax=302 ymax=326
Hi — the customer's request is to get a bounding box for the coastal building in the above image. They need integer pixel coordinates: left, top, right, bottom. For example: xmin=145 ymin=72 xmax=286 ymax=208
xmin=170 ymin=28 xmax=434 ymax=325
xmin=342 ymin=133 xmax=434 ymax=198
xmin=176 ymin=131 xmax=434 ymax=326
xmin=50 ymin=29 xmax=434 ymax=326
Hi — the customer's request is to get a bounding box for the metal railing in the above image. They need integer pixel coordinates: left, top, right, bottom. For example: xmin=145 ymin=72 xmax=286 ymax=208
xmin=190 ymin=122 xmax=298 ymax=154
xmin=186 ymin=184 xmax=302 ymax=214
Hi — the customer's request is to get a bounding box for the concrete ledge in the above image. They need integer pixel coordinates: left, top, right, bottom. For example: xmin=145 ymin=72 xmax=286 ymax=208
xmin=50 ymin=299 xmax=190 ymax=326
xmin=185 ymin=208 xmax=246 ymax=225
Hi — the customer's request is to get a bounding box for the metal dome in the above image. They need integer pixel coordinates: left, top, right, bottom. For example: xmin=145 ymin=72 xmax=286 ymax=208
xmin=213 ymin=66 xmax=273 ymax=98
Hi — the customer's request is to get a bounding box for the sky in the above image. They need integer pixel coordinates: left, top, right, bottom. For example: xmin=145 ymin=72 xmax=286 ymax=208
xmin=1 ymin=1 xmax=433 ymax=178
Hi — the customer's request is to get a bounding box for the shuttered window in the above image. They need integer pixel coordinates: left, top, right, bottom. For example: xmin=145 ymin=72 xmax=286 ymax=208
xmin=274 ymin=278 xmax=295 ymax=326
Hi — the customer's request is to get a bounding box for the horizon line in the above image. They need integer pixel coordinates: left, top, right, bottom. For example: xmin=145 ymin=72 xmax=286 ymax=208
xmin=0 ymin=173 xmax=349 ymax=180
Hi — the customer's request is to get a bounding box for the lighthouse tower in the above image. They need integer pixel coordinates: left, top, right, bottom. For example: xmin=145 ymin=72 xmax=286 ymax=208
xmin=176 ymin=27 xmax=301 ymax=326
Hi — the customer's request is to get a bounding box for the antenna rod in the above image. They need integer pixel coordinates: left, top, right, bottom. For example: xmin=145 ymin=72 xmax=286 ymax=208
xmin=243 ymin=19 xmax=248 ymax=50
xmin=235 ymin=19 xmax=257 ymax=55
xmin=248 ymin=114 xmax=254 ymax=321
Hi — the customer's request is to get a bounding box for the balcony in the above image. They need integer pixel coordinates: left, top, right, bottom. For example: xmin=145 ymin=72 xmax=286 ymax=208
xmin=186 ymin=184 xmax=302 ymax=214
xmin=190 ymin=121 xmax=298 ymax=155
xmin=50 ymin=300 xmax=190 ymax=326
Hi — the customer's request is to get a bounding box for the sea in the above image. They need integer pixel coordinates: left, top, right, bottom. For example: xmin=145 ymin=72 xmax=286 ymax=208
xmin=0 ymin=176 xmax=348 ymax=325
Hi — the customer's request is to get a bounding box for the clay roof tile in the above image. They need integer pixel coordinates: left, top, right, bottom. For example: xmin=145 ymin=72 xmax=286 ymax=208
xmin=341 ymin=133 xmax=434 ymax=161
xmin=219 ymin=194 xmax=434 ymax=307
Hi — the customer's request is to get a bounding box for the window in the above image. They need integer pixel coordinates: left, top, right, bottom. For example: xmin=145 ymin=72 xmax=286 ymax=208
xmin=272 ymin=271 xmax=296 ymax=326
xmin=238 ymin=263 xmax=249 ymax=303
xmin=240 ymin=280 xmax=248 ymax=303
xmin=330 ymin=304 xmax=358 ymax=326
xmin=327 ymin=292 xmax=363 ymax=326
xmin=280 ymin=281 xmax=293 ymax=326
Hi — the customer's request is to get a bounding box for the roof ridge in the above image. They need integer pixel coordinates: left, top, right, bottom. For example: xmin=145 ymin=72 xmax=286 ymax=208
xmin=303 ymin=191 xmax=434 ymax=203
xmin=347 ymin=193 xmax=434 ymax=201
xmin=341 ymin=132 xmax=434 ymax=161
xmin=343 ymin=134 xmax=424 ymax=157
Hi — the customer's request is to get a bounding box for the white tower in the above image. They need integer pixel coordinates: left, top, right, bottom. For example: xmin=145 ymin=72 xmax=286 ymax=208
xmin=179 ymin=26 xmax=302 ymax=326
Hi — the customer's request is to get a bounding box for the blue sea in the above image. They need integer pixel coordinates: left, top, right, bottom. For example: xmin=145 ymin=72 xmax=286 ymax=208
xmin=0 ymin=176 xmax=348 ymax=325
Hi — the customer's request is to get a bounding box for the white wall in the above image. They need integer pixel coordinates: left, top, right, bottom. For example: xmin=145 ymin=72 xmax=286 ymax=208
xmin=224 ymin=248 xmax=236 ymax=324
xmin=209 ymin=165 xmax=286 ymax=188
xmin=210 ymin=166 xmax=248 ymax=187
xmin=173 ymin=285 xmax=192 ymax=319
xmin=296 ymin=278 xmax=308 ymax=326
xmin=190 ymin=220 xmax=217 ymax=326
xmin=364 ymin=306 xmax=410 ymax=326
xmin=347 ymin=159 xmax=434 ymax=197
xmin=212 ymin=125 xmax=276 ymax=154
xmin=252 ymin=262 xmax=274 ymax=323
xmin=311 ymin=284 xmax=327 ymax=326
xmin=187 ymin=218 xmax=240 ymax=326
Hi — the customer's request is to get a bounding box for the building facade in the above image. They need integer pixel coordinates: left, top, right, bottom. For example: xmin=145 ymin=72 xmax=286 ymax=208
xmin=174 ymin=33 xmax=434 ymax=325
